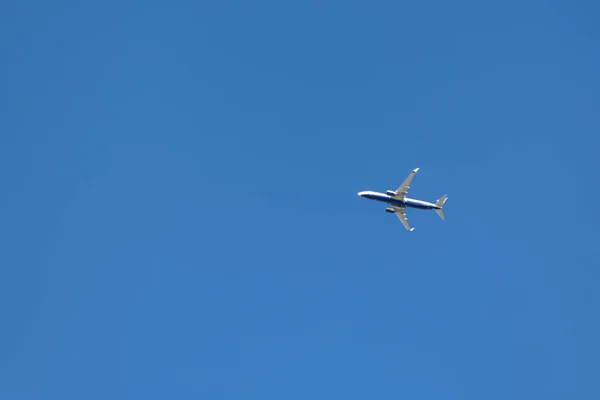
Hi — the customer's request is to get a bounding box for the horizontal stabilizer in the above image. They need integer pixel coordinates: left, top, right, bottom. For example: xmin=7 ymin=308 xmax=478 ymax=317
xmin=435 ymin=194 xmax=448 ymax=208
xmin=435 ymin=208 xmax=445 ymax=220
xmin=434 ymin=194 xmax=447 ymax=220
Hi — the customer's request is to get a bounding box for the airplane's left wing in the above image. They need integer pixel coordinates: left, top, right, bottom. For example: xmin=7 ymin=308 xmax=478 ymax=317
xmin=394 ymin=168 xmax=419 ymax=199
xmin=393 ymin=207 xmax=415 ymax=231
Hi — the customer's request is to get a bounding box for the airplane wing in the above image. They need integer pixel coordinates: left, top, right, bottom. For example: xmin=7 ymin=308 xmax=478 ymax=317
xmin=394 ymin=168 xmax=419 ymax=200
xmin=393 ymin=207 xmax=415 ymax=231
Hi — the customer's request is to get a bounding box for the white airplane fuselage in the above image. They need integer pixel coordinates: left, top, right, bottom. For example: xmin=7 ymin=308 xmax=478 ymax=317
xmin=359 ymin=167 xmax=447 ymax=231
xmin=357 ymin=191 xmax=439 ymax=210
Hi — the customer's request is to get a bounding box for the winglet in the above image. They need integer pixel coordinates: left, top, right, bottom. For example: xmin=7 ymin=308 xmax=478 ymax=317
xmin=410 ymin=227 xmax=415 ymax=232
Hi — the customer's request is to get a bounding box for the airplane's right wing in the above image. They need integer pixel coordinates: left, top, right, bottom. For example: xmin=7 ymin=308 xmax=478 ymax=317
xmin=393 ymin=207 xmax=415 ymax=231
xmin=394 ymin=168 xmax=419 ymax=199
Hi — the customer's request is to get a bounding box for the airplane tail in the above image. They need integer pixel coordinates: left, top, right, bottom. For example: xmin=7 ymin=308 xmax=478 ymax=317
xmin=434 ymin=194 xmax=448 ymax=220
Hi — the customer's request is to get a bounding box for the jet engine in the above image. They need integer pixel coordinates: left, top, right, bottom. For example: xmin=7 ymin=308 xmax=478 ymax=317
xmin=386 ymin=190 xmax=397 ymax=196
xmin=385 ymin=208 xmax=395 ymax=213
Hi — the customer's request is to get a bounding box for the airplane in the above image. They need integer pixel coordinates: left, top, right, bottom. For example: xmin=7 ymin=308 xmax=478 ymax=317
xmin=358 ymin=168 xmax=448 ymax=231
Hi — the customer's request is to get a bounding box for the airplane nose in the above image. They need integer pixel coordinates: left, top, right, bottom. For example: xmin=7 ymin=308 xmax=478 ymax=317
xmin=358 ymin=191 xmax=366 ymax=197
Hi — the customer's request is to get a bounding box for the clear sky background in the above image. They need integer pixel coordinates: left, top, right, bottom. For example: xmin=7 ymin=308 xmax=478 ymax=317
xmin=1 ymin=1 xmax=599 ymax=398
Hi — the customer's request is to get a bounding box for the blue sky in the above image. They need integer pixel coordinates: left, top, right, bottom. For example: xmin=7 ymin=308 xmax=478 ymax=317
xmin=1 ymin=0 xmax=599 ymax=398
